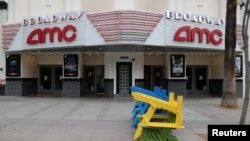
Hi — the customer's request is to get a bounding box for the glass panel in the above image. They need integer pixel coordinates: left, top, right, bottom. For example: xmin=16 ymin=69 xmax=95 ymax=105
xmin=117 ymin=63 xmax=131 ymax=94
xmin=96 ymin=66 xmax=104 ymax=93
xmin=195 ymin=68 xmax=207 ymax=91
xmin=152 ymin=66 xmax=164 ymax=87
xmin=40 ymin=67 xmax=52 ymax=90
xmin=84 ymin=66 xmax=95 ymax=91
xmin=118 ymin=64 xmax=129 ymax=94
xmin=55 ymin=67 xmax=62 ymax=90
xmin=144 ymin=66 xmax=151 ymax=90
xmin=186 ymin=68 xmax=192 ymax=90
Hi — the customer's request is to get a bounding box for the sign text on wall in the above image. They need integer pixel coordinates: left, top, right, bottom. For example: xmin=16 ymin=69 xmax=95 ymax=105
xmin=26 ymin=25 xmax=77 ymax=45
xmin=23 ymin=10 xmax=84 ymax=26
xmin=165 ymin=10 xmax=225 ymax=26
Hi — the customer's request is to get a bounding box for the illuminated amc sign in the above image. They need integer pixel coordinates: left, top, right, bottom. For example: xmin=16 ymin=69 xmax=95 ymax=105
xmin=174 ymin=26 xmax=223 ymax=45
xmin=166 ymin=10 xmax=224 ymax=46
xmin=24 ymin=10 xmax=84 ymax=45
xmin=27 ymin=25 xmax=77 ymax=45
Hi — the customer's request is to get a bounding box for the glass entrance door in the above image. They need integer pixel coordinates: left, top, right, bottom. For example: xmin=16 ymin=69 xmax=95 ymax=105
xmin=83 ymin=65 xmax=104 ymax=95
xmin=144 ymin=65 xmax=164 ymax=90
xmin=116 ymin=62 xmax=132 ymax=94
xmin=39 ymin=66 xmax=62 ymax=93
xmin=54 ymin=67 xmax=63 ymax=92
xmin=186 ymin=66 xmax=208 ymax=94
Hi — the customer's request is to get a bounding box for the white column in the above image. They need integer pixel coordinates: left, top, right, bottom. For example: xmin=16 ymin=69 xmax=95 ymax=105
xmin=22 ymin=0 xmax=30 ymax=18
xmin=14 ymin=0 xmax=22 ymax=23
xmin=218 ymin=0 xmax=227 ymax=17
xmin=74 ymin=0 xmax=82 ymax=10
xmin=64 ymin=0 xmax=73 ymax=11
xmin=8 ymin=0 xmax=14 ymax=23
xmin=176 ymin=0 xmax=185 ymax=11
xmin=166 ymin=0 xmax=176 ymax=10
xmin=0 ymin=9 xmax=7 ymax=82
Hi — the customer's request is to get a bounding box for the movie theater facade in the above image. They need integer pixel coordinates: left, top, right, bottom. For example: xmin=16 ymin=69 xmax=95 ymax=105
xmin=2 ymin=9 xmax=244 ymax=97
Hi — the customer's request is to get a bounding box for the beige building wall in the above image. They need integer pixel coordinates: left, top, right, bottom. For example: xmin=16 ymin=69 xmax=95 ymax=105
xmin=82 ymin=0 xmax=114 ymax=12
xmin=210 ymin=54 xmax=224 ymax=79
xmin=7 ymin=0 xmax=228 ymax=23
xmin=144 ymin=54 xmax=167 ymax=79
xmin=144 ymin=55 xmax=166 ymax=66
xmin=186 ymin=55 xmax=212 ymax=79
xmin=82 ymin=55 xmax=104 ymax=65
xmin=134 ymin=0 xmax=167 ymax=12
xmin=4 ymin=0 xmax=244 ymax=81
xmin=21 ymin=53 xmax=38 ymax=78
xmin=37 ymin=55 xmax=63 ymax=65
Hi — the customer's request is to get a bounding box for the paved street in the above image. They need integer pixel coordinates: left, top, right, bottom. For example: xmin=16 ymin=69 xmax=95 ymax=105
xmin=0 ymin=96 xmax=249 ymax=141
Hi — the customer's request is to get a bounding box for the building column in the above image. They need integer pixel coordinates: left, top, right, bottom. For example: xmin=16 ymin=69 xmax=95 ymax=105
xmin=64 ymin=0 xmax=73 ymax=11
xmin=166 ymin=0 xmax=176 ymax=10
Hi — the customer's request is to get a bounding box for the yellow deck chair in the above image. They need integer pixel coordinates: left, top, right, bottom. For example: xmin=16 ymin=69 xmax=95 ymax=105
xmin=131 ymin=92 xmax=184 ymax=140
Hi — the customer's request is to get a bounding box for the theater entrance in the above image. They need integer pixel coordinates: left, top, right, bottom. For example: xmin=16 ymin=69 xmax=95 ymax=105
xmin=116 ymin=62 xmax=132 ymax=94
xmin=144 ymin=65 xmax=164 ymax=90
xmin=186 ymin=66 xmax=208 ymax=94
xmin=39 ymin=66 xmax=63 ymax=94
xmin=83 ymin=65 xmax=105 ymax=95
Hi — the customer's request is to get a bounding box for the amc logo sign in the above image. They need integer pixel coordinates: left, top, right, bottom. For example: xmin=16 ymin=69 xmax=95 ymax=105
xmin=27 ymin=25 xmax=77 ymax=45
xmin=174 ymin=26 xmax=223 ymax=45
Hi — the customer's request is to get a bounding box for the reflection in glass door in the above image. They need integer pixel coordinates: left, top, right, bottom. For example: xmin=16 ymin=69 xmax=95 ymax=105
xmin=144 ymin=65 xmax=164 ymax=90
xmin=144 ymin=66 xmax=151 ymax=90
xmin=152 ymin=66 xmax=164 ymax=88
xmin=83 ymin=65 xmax=104 ymax=95
xmin=84 ymin=66 xmax=95 ymax=94
xmin=39 ymin=66 xmax=62 ymax=93
xmin=55 ymin=67 xmax=63 ymax=91
xmin=96 ymin=66 xmax=104 ymax=93
xmin=186 ymin=66 xmax=208 ymax=94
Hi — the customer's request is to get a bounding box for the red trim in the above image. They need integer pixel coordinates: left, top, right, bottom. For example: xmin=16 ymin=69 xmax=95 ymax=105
xmin=93 ymin=21 xmax=157 ymax=27
xmin=2 ymin=23 xmax=21 ymax=28
xmin=96 ymin=26 xmax=154 ymax=31
xmin=2 ymin=41 xmax=11 ymax=45
xmin=104 ymin=37 xmax=146 ymax=41
xmin=2 ymin=27 xmax=20 ymax=32
xmin=2 ymin=37 xmax=13 ymax=40
xmin=89 ymin=15 xmax=161 ymax=22
xmin=101 ymin=31 xmax=120 ymax=36
xmin=87 ymin=10 xmax=163 ymax=17
xmin=88 ymin=10 xmax=162 ymax=42
xmin=2 ymin=45 xmax=9 ymax=49
xmin=236 ymin=24 xmax=244 ymax=47
xmin=2 ymin=32 xmax=16 ymax=36
xmin=26 ymin=25 xmax=77 ymax=45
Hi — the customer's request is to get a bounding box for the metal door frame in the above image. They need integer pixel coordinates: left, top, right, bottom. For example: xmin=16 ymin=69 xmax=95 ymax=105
xmin=144 ymin=65 xmax=164 ymax=90
xmin=83 ymin=65 xmax=105 ymax=94
xmin=186 ymin=65 xmax=208 ymax=94
xmin=116 ymin=62 xmax=132 ymax=94
xmin=38 ymin=65 xmax=62 ymax=94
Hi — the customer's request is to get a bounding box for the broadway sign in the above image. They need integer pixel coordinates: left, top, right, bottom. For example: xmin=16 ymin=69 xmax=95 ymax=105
xmin=165 ymin=10 xmax=225 ymax=49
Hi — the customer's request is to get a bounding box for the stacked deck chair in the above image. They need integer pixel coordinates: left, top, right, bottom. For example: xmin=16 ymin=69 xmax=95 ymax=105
xmin=130 ymin=86 xmax=169 ymax=129
xmin=130 ymin=86 xmax=184 ymax=141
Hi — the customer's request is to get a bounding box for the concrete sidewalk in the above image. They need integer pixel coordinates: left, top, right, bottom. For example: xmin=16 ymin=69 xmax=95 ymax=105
xmin=0 ymin=96 xmax=249 ymax=141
